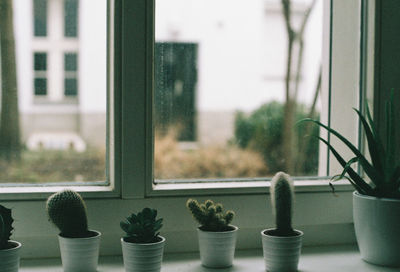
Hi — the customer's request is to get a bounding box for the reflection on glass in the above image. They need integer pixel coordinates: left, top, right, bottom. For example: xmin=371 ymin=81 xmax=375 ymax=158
xmin=154 ymin=0 xmax=323 ymax=180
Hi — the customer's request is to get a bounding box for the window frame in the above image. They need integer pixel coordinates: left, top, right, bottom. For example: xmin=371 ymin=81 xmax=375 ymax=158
xmin=0 ymin=0 xmax=382 ymax=258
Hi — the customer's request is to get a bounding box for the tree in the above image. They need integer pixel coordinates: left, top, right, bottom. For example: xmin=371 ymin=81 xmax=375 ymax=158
xmin=0 ymin=0 xmax=21 ymax=161
xmin=280 ymin=0 xmax=318 ymax=173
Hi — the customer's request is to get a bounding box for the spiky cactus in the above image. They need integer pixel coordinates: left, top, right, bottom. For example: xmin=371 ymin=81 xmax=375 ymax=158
xmin=270 ymin=172 xmax=297 ymax=236
xmin=46 ymin=190 xmax=89 ymax=238
xmin=121 ymin=208 xmax=163 ymax=243
xmin=186 ymin=199 xmax=235 ymax=232
xmin=0 ymin=205 xmax=14 ymax=249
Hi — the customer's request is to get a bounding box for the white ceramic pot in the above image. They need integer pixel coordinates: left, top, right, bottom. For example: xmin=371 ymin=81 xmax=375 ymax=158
xmin=261 ymin=229 xmax=303 ymax=272
xmin=197 ymin=225 xmax=238 ymax=268
xmin=0 ymin=241 xmax=21 ymax=272
xmin=121 ymin=236 xmax=165 ymax=272
xmin=353 ymin=191 xmax=400 ymax=267
xmin=58 ymin=230 xmax=101 ymax=272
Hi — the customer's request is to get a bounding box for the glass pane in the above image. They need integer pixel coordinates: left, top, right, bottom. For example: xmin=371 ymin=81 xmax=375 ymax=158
xmin=64 ymin=53 xmax=77 ymax=71
xmin=34 ymin=78 xmax=47 ymax=95
xmin=34 ymin=53 xmax=47 ymax=71
xmin=64 ymin=0 xmax=78 ymax=37
xmin=64 ymin=78 xmax=78 ymax=96
xmin=34 ymin=0 xmax=47 ymax=37
xmin=0 ymin=0 xmax=107 ymax=184
xmin=155 ymin=0 xmax=323 ymax=181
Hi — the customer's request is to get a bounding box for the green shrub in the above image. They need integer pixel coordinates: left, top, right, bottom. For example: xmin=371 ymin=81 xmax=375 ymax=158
xmin=234 ymin=101 xmax=319 ymax=175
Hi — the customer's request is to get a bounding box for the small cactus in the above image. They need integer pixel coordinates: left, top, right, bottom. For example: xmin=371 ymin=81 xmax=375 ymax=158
xmin=0 ymin=205 xmax=14 ymax=249
xmin=46 ymin=190 xmax=89 ymax=238
xmin=120 ymin=208 xmax=163 ymax=243
xmin=270 ymin=172 xmax=297 ymax=236
xmin=186 ymin=199 xmax=235 ymax=232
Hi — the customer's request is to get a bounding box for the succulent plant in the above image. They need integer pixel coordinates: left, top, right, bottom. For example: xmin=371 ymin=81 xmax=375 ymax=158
xmin=46 ymin=190 xmax=89 ymax=238
xmin=186 ymin=199 xmax=235 ymax=232
xmin=270 ymin=172 xmax=297 ymax=236
xmin=0 ymin=205 xmax=14 ymax=250
xmin=301 ymin=89 xmax=400 ymax=199
xmin=121 ymin=208 xmax=163 ymax=243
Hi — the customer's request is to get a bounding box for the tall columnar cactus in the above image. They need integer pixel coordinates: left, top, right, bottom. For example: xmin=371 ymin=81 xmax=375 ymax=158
xmin=270 ymin=172 xmax=296 ymax=236
xmin=0 ymin=205 xmax=14 ymax=250
xmin=186 ymin=199 xmax=235 ymax=232
xmin=46 ymin=190 xmax=89 ymax=238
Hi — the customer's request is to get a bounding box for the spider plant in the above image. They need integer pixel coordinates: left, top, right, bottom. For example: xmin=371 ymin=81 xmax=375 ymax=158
xmin=301 ymin=90 xmax=400 ymax=199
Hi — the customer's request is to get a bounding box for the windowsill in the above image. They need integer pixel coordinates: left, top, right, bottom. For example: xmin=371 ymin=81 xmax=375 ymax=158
xmin=20 ymin=244 xmax=399 ymax=272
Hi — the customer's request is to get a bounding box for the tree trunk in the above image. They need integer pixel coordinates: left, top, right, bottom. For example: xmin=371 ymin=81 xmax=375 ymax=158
xmin=0 ymin=0 xmax=21 ymax=161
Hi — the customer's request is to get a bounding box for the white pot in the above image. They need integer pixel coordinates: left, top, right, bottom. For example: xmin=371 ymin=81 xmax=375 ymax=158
xmin=197 ymin=225 xmax=238 ymax=268
xmin=121 ymin=236 xmax=165 ymax=272
xmin=58 ymin=230 xmax=101 ymax=272
xmin=261 ymin=229 xmax=303 ymax=272
xmin=0 ymin=241 xmax=21 ymax=272
xmin=353 ymin=191 xmax=400 ymax=267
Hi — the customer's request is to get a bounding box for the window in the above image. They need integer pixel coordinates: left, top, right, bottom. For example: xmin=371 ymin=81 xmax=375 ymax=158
xmin=0 ymin=0 xmax=390 ymax=259
xmin=34 ymin=52 xmax=47 ymax=95
xmin=64 ymin=53 xmax=78 ymax=96
xmin=33 ymin=0 xmax=47 ymax=37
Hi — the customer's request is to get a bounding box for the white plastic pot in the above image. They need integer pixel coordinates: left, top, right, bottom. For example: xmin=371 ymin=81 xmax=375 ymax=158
xmin=121 ymin=236 xmax=165 ymax=272
xmin=353 ymin=191 xmax=400 ymax=267
xmin=261 ymin=229 xmax=303 ymax=272
xmin=197 ymin=225 xmax=238 ymax=268
xmin=58 ymin=230 xmax=101 ymax=272
xmin=0 ymin=241 xmax=21 ymax=272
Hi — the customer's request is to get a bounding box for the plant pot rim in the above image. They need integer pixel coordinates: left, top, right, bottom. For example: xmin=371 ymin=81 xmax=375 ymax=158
xmin=197 ymin=225 xmax=239 ymax=233
xmin=353 ymin=191 xmax=400 ymax=202
xmin=58 ymin=230 xmax=101 ymax=239
xmin=0 ymin=240 xmax=21 ymax=252
xmin=121 ymin=235 xmax=166 ymax=246
xmin=261 ymin=228 xmax=303 ymax=238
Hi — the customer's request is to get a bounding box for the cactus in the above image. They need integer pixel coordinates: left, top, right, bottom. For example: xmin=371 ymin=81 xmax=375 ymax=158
xmin=186 ymin=199 xmax=235 ymax=232
xmin=0 ymin=205 xmax=14 ymax=249
xmin=46 ymin=190 xmax=89 ymax=238
xmin=270 ymin=172 xmax=297 ymax=236
xmin=121 ymin=208 xmax=163 ymax=243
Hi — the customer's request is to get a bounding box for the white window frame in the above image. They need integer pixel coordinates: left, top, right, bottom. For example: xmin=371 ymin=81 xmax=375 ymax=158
xmin=1 ymin=0 xmax=377 ymax=258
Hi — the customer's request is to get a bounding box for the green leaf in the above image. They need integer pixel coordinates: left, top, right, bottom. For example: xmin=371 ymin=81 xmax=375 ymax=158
xmin=354 ymin=108 xmax=384 ymax=178
xmin=316 ymin=136 xmax=374 ymax=195
xmin=303 ymin=118 xmax=381 ymax=186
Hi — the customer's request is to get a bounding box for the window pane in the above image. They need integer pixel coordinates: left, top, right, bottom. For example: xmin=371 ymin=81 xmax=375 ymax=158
xmin=64 ymin=78 xmax=77 ymax=96
xmin=33 ymin=0 xmax=47 ymax=37
xmin=34 ymin=78 xmax=47 ymax=95
xmin=0 ymin=0 xmax=107 ymax=184
xmin=155 ymin=0 xmax=323 ymax=181
xmin=34 ymin=53 xmax=47 ymax=71
xmin=64 ymin=0 xmax=78 ymax=37
xmin=65 ymin=53 xmax=77 ymax=71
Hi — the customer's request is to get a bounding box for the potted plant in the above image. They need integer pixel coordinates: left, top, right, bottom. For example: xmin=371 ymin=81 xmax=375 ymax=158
xmin=120 ymin=207 xmax=165 ymax=272
xmin=0 ymin=205 xmax=21 ymax=272
xmin=46 ymin=190 xmax=101 ymax=272
xmin=302 ymin=90 xmax=400 ymax=266
xmin=261 ymin=172 xmax=303 ymax=272
xmin=186 ymin=199 xmax=237 ymax=268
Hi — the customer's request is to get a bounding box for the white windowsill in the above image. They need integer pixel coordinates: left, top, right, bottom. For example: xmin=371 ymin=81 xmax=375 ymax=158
xmin=20 ymin=245 xmax=398 ymax=272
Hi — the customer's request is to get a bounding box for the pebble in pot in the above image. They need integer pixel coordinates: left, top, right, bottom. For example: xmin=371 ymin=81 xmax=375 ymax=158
xmin=261 ymin=172 xmax=303 ymax=272
xmin=187 ymin=199 xmax=238 ymax=268
xmin=120 ymin=208 xmax=165 ymax=272
xmin=46 ymin=190 xmax=101 ymax=272
xmin=0 ymin=205 xmax=21 ymax=272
